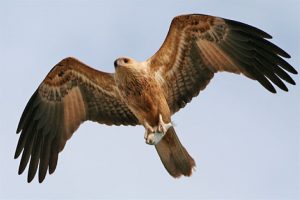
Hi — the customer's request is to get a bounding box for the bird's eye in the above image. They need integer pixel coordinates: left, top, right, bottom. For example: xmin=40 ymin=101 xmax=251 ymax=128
xmin=123 ymin=58 xmax=129 ymax=63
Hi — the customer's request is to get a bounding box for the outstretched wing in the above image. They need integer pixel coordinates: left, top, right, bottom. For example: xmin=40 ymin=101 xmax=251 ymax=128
xmin=15 ymin=57 xmax=138 ymax=183
xmin=147 ymin=14 xmax=297 ymax=114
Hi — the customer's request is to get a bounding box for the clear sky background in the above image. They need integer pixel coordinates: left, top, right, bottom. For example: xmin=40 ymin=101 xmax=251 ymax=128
xmin=0 ymin=0 xmax=299 ymax=199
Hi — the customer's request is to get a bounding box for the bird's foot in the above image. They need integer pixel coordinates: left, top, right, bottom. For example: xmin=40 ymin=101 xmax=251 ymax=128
xmin=157 ymin=114 xmax=172 ymax=133
xmin=144 ymin=122 xmax=154 ymax=140
xmin=143 ymin=115 xmax=172 ymax=145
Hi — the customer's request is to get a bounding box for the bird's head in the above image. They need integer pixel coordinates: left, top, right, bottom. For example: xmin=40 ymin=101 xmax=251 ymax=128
xmin=114 ymin=57 xmax=136 ymax=70
xmin=114 ymin=57 xmax=148 ymax=82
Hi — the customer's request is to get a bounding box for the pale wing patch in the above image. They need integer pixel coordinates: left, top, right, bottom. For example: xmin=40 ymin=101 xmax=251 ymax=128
xmin=63 ymin=87 xmax=86 ymax=140
xmin=154 ymin=68 xmax=166 ymax=85
xmin=166 ymin=38 xmax=190 ymax=78
xmin=196 ymin=40 xmax=241 ymax=74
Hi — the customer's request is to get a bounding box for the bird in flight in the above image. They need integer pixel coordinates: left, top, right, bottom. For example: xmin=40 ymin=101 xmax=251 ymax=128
xmin=15 ymin=14 xmax=297 ymax=183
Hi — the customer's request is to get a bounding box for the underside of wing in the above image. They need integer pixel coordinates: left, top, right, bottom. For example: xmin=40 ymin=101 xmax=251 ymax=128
xmin=15 ymin=57 xmax=138 ymax=183
xmin=147 ymin=14 xmax=297 ymax=114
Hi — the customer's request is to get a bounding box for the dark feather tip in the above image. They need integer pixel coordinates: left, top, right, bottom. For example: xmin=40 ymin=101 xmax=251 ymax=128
xmin=14 ymin=152 xmax=19 ymax=159
xmin=27 ymin=176 xmax=34 ymax=183
xmin=39 ymin=175 xmax=46 ymax=183
xmin=292 ymin=69 xmax=298 ymax=75
xmin=270 ymin=89 xmax=277 ymax=94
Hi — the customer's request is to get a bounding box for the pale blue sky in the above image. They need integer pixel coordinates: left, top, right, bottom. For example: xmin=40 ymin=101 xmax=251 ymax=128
xmin=0 ymin=0 xmax=299 ymax=199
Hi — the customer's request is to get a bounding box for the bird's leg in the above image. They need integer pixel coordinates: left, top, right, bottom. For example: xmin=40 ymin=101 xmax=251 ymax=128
xmin=157 ymin=114 xmax=172 ymax=134
xmin=144 ymin=122 xmax=154 ymax=140
xmin=143 ymin=114 xmax=173 ymax=145
xmin=144 ymin=122 xmax=156 ymax=145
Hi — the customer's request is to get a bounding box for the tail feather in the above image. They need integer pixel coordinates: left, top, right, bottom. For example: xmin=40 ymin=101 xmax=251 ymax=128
xmin=155 ymin=126 xmax=195 ymax=177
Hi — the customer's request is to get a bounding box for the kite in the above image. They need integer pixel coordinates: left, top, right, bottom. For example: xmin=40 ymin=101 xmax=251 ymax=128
xmin=15 ymin=14 xmax=297 ymax=183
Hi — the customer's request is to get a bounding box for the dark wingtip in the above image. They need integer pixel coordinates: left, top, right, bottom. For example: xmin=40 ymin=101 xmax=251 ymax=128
xmin=282 ymin=87 xmax=289 ymax=92
xmin=14 ymin=152 xmax=19 ymax=159
xmin=38 ymin=175 xmax=46 ymax=183
xmin=49 ymin=168 xmax=55 ymax=175
xmin=289 ymin=78 xmax=296 ymax=85
xmin=16 ymin=121 xmax=23 ymax=134
xmin=27 ymin=176 xmax=34 ymax=183
xmin=293 ymin=69 xmax=298 ymax=75
xmin=276 ymin=48 xmax=291 ymax=59
xmin=287 ymin=66 xmax=298 ymax=75
xmin=279 ymin=84 xmax=289 ymax=92
xmin=27 ymin=168 xmax=38 ymax=183
xmin=284 ymin=53 xmax=291 ymax=59
xmin=18 ymin=167 xmax=24 ymax=175
xmin=27 ymin=166 xmax=38 ymax=184
xmin=18 ymin=155 xmax=29 ymax=175
xmin=268 ymin=87 xmax=277 ymax=94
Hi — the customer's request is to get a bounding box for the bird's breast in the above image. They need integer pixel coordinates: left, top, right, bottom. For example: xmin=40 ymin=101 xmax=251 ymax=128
xmin=116 ymin=74 xmax=152 ymax=97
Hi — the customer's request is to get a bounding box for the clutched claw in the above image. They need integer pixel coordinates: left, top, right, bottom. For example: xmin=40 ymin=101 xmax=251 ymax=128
xmin=144 ymin=114 xmax=173 ymax=145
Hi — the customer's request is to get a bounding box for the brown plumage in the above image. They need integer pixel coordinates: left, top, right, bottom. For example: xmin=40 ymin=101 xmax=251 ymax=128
xmin=15 ymin=14 xmax=297 ymax=183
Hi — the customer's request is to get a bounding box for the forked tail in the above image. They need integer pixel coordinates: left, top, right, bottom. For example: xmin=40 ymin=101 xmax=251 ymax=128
xmin=155 ymin=126 xmax=195 ymax=177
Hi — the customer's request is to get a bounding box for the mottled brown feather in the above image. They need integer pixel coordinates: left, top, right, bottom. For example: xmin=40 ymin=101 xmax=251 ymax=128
xmin=15 ymin=57 xmax=138 ymax=182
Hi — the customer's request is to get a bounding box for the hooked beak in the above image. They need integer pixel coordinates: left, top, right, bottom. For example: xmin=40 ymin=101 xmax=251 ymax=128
xmin=114 ymin=59 xmax=119 ymax=69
